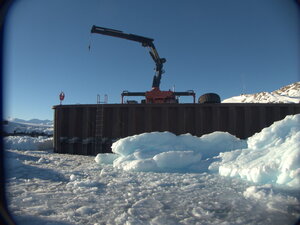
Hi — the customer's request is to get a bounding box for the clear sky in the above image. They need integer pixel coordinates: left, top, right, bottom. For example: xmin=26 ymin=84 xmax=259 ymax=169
xmin=3 ymin=0 xmax=300 ymax=120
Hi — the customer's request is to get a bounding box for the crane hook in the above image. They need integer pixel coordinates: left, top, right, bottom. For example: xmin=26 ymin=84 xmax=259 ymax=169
xmin=88 ymin=33 xmax=92 ymax=51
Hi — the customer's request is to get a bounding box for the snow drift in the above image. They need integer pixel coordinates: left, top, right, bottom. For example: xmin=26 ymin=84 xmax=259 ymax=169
xmin=210 ymin=114 xmax=300 ymax=188
xmin=96 ymin=132 xmax=246 ymax=173
xmin=4 ymin=136 xmax=53 ymax=150
xmin=95 ymin=114 xmax=300 ymax=188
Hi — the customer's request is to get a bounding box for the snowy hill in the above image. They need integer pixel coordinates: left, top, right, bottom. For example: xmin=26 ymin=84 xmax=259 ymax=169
xmin=222 ymin=82 xmax=300 ymax=103
xmin=7 ymin=117 xmax=53 ymax=126
xmin=3 ymin=118 xmax=53 ymax=136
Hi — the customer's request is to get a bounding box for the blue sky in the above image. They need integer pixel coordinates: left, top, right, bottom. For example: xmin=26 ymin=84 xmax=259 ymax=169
xmin=3 ymin=0 xmax=300 ymax=120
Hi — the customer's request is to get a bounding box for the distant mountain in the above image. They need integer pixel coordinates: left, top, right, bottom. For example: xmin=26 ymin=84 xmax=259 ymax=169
xmin=4 ymin=118 xmax=53 ymax=136
xmin=7 ymin=118 xmax=53 ymax=126
xmin=222 ymin=82 xmax=300 ymax=103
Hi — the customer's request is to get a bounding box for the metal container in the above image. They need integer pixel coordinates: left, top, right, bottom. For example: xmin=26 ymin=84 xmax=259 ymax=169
xmin=53 ymin=103 xmax=300 ymax=155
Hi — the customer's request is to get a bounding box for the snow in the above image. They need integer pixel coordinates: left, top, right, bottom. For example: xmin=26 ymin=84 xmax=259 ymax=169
xmin=243 ymin=184 xmax=300 ymax=219
xmin=108 ymin=131 xmax=246 ymax=172
xmin=96 ymin=114 xmax=300 ymax=189
xmin=210 ymin=114 xmax=300 ymax=188
xmin=5 ymin=148 xmax=300 ymax=225
xmin=222 ymin=82 xmax=300 ymax=103
xmin=4 ymin=113 xmax=300 ymax=224
xmin=95 ymin=153 xmax=119 ymax=165
xmin=3 ymin=118 xmax=53 ymax=136
xmin=7 ymin=117 xmax=53 ymax=126
xmin=4 ymin=136 xmax=53 ymax=150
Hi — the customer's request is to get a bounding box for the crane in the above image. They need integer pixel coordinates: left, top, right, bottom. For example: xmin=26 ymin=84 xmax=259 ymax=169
xmin=91 ymin=25 xmax=195 ymax=103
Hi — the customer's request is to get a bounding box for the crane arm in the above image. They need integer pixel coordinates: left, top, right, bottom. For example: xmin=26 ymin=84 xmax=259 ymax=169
xmin=91 ymin=25 xmax=166 ymax=88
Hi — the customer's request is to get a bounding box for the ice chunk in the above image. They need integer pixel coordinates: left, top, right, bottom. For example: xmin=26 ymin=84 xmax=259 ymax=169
xmin=95 ymin=113 xmax=299 ymax=189
xmin=212 ymin=114 xmax=300 ymax=188
xmin=153 ymin=151 xmax=202 ymax=170
xmin=248 ymin=113 xmax=300 ymax=150
xmin=121 ymin=159 xmax=158 ymax=172
xmin=150 ymin=215 xmax=179 ymax=225
xmin=95 ymin=153 xmax=119 ymax=165
xmin=70 ymin=174 xmax=77 ymax=181
xmin=106 ymin=131 xmax=245 ymax=172
xmin=243 ymin=185 xmax=299 ymax=215
xmin=112 ymin=132 xmax=178 ymax=156
xmin=75 ymin=206 xmax=94 ymax=215
xmin=112 ymin=131 xmax=246 ymax=159
xmin=185 ymin=131 xmax=247 ymax=159
xmin=128 ymin=198 xmax=163 ymax=220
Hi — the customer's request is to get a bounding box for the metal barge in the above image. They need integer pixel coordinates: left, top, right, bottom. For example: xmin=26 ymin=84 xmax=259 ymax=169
xmin=53 ymin=103 xmax=300 ymax=155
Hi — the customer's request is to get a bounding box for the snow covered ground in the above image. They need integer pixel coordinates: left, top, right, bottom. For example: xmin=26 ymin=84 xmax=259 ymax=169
xmin=4 ymin=114 xmax=300 ymax=225
xmin=3 ymin=118 xmax=53 ymax=136
xmin=222 ymin=82 xmax=300 ymax=103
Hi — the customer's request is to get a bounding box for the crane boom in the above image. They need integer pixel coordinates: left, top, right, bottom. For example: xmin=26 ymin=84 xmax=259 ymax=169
xmin=91 ymin=25 xmax=166 ymax=88
xmin=91 ymin=25 xmax=195 ymax=104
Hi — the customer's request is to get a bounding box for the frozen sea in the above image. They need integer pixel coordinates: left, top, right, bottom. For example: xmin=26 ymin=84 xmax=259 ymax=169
xmin=4 ymin=114 xmax=300 ymax=225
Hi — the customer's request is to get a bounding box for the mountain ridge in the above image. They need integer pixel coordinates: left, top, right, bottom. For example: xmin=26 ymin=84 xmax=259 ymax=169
xmin=222 ymin=82 xmax=300 ymax=103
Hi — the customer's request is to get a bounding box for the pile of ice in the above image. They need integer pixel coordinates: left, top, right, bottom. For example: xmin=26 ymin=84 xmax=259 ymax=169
xmin=4 ymin=136 xmax=53 ymax=150
xmin=96 ymin=114 xmax=300 ymax=188
xmin=96 ymin=132 xmax=246 ymax=173
xmin=210 ymin=113 xmax=300 ymax=188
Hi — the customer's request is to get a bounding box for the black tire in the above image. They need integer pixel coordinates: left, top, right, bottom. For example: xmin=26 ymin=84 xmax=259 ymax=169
xmin=198 ymin=93 xmax=221 ymax=104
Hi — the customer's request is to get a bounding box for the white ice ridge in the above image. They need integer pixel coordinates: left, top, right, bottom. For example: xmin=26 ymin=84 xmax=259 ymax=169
xmin=95 ymin=131 xmax=246 ymax=173
xmin=210 ymin=114 xmax=300 ymax=188
xmin=96 ymin=114 xmax=300 ymax=188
